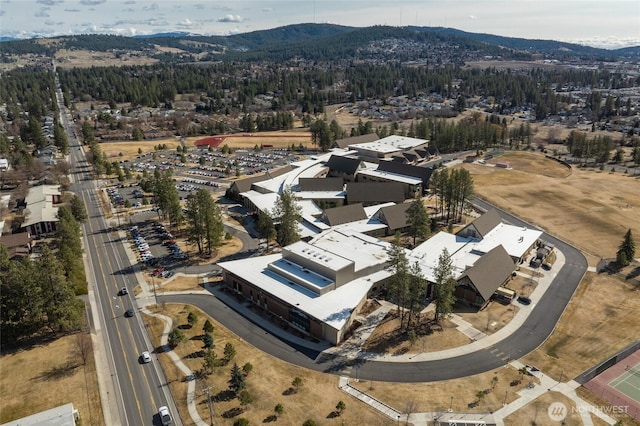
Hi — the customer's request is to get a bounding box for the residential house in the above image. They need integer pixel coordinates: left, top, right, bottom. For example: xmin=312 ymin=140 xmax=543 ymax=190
xmin=20 ymin=185 xmax=62 ymax=235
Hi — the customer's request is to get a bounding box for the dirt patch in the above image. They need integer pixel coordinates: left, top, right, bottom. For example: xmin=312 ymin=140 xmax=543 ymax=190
xmin=143 ymin=304 xmax=389 ymax=425
xmin=362 ymin=312 xmax=471 ymax=354
xmin=0 ymin=333 xmax=103 ymax=425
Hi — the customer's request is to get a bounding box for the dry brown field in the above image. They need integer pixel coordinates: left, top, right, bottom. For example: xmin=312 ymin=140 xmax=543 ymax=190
xmin=54 ymin=49 xmax=159 ymax=68
xmin=363 ymin=314 xmax=471 ymax=354
xmin=144 ymin=304 xmax=391 ymax=426
xmin=463 ymin=151 xmax=640 ymax=264
xmin=0 ymin=333 xmax=103 ymax=425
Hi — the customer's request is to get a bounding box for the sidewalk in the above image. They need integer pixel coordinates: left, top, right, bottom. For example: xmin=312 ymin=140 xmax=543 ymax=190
xmin=129 ymin=225 xmax=614 ymax=426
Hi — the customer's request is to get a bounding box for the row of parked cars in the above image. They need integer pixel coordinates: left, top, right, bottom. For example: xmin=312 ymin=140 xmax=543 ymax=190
xmin=107 ymin=186 xmax=126 ymax=207
xmin=153 ymin=222 xmax=186 ymax=260
xmin=130 ymin=226 xmax=154 ymax=263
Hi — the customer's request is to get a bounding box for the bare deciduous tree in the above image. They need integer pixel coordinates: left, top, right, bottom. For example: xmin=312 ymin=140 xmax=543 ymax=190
xmin=73 ymin=333 xmax=93 ymax=366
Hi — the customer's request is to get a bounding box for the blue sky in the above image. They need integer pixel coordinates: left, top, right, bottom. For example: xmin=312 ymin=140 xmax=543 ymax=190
xmin=1 ymin=0 xmax=639 ymax=49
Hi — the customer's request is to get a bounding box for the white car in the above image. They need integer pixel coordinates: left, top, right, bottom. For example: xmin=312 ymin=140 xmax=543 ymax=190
xmin=158 ymin=406 xmax=172 ymax=425
xmin=140 ymin=351 xmax=151 ymax=363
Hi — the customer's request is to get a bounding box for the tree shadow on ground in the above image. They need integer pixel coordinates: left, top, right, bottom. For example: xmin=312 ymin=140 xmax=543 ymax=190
xmin=32 ymin=360 xmax=78 ymax=381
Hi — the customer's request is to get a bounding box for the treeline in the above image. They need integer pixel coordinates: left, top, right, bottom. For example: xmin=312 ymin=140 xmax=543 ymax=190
xmin=431 ymin=167 xmax=474 ymax=224
xmin=0 ymin=204 xmax=87 ymax=345
xmin=53 ymin=62 xmax=632 ymax=118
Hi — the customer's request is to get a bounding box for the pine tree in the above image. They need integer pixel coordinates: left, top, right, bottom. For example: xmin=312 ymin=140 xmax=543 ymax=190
xmin=616 ymin=229 xmax=636 ymax=267
xmin=406 ymin=196 xmax=430 ymax=246
xmin=273 ymin=188 xmax=302 ymax=247
xmin=385 ymin=233 xmax=410 ymax=327
xmin=228 ymin=363 xmax=246 ymax=394
xmin=433 ymin=248 xmax=457 ymax=324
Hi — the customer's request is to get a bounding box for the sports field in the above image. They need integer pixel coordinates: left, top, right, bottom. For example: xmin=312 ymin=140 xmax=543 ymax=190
xmin=610 ymin=365 xmax=640 ymax=405
xmin=584 ymin=350 xmax=640 ymax=421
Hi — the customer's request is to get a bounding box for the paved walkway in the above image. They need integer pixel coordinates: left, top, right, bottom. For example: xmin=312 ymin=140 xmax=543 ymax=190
xmin=125 ymin=223 xmax=616 ymax=426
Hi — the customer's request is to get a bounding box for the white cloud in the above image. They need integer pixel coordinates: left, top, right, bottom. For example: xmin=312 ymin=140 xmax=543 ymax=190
xmin=35 ymin=9 xmax=50 ymax=17
xmin=218 ymin=14 xmax=243 ymax=23
xmin=262 ymin=7 xmax=272 ymax=13
xmin=469 ymin=15 xmax=478 ymax=20
xmin=64 ymin=8 xmax=80 ymax=12
xmin=37 ymin=0 xmax=62 ymax=5
xmin=142 ymin=3 xmax=159 ymax=11
xmin=176 ymin=18 xmax=194 ymax=28
xmin=80 ymin=0 xmax=106 ymax=5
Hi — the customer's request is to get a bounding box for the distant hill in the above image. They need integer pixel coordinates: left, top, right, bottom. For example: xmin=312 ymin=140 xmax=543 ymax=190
xmin=0 ymin=23 xmax=637 ymax=62
xmin=414 ymin=27 xmax=628 ymax=59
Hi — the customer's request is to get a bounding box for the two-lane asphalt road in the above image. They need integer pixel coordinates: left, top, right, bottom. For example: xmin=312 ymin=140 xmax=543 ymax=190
xmin=58 ymin=78 xmax=181 ymax=425
xmin=158 ymin=198 xmax=587 ymax=382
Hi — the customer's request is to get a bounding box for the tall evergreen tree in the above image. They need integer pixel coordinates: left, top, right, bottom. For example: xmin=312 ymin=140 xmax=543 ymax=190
xmin=433 ymin=248 xmax=457 ymax=324
xmin=272 ymin=188 xmax=302 ymax=247
xmin=406 ymin=196 xmax=430 ymax=246
xmin=228 ymin=363 xmax=247 ymax=395
xmin=256 ymin=210 xmax=276 ymax=250
xmin=616 ymin=229 xmax=636 ymax=267
xmin=385 ymin=233 xmax=410 ymax=327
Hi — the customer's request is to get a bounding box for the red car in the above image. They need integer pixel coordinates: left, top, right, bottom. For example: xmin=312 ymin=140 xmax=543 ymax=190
xmin=152 ymin=267 xmax=165 ymax=277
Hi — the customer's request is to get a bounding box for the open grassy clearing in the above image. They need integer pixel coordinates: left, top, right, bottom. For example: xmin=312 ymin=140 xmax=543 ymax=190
xmin=521 ymin=273 xmax=640 ymax=381
xmin=464 ymin=151 xmax=640 ymax=264
xmin=503 ymin=391 xmax=582 ymax=426
xmin=457 ymin=299 xmax=518 ymax=336
xmin=350 ymin=365 xmax=535 ymax=415
xmin=54 ymin=49 xmax=159 ymax=68
xmin=98 ymin=130 xmax=312 ymax=163
xmin=0 ymin=333 xmax=103 ymax=425
xmin=144 ymin=304 xmax=390 ymax=425
xmin=362 ymin=313 xmax=471 ymax=354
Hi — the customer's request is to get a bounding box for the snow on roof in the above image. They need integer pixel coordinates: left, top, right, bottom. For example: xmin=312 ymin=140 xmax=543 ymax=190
xmin=473 ymin=223 xmax=542 ymax=258
xmin=219 ymin=254 xmax=371 ymax=331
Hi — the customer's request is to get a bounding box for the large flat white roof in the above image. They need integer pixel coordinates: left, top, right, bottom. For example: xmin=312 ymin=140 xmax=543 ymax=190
xmin=473 ymin=223 xmax=542 ymax=258
xmin=356 ymin=168 xmax=423 ymax=184
xmin=309 ymin=229 xmax=390 ymax=273
xmin=348 ymin=135 xmax=428 ymax=154
xmin=409 ymin=231 xmax=479 ymax=282
xmin=219 ymin=254 xmax=371 ymax=331
xmin=286 ymin=240 xmax=353 ymax=272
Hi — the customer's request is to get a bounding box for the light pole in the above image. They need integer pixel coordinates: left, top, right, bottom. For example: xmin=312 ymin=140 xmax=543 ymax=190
xmin=449 ymin=396 xmax=453 ymax=412
xmin=152 ymin=275 xmax=157 ymax=305
xmin=503 ymin=390 xmax=508 ymax=406
xmin=558 ymin=368 xmax=564 ymax=383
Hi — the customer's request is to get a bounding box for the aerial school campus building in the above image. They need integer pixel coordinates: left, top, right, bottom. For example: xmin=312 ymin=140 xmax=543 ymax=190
xmin=218 ymin=136 xmax=542 ymax=345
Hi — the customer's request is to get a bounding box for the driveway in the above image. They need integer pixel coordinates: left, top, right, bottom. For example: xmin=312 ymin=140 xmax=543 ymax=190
xmin=160 ymin=200 xmax=588 ymax=381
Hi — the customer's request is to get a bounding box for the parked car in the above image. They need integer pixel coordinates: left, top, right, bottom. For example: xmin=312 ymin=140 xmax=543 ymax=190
xmin=158 ymin=406 xmax=172 ymax=425
xmin=517 ymin=295 xmax=532 ymax=305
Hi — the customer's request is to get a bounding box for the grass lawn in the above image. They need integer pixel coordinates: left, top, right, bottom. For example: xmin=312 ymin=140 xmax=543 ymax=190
xmin=463 ymin=151 xmax=640 ymax=265
xmin=521 ymin=273 xmax=640 ymax=382
xmin=362 ymin=312 xmax=471 ymax=354
xmin=0 ymin=333 xmax=103 ymax=425
xmin=350 ymin=365 xmax=533 ymax=415
xmin=143 ymin=304 xmax=391 ymax=425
